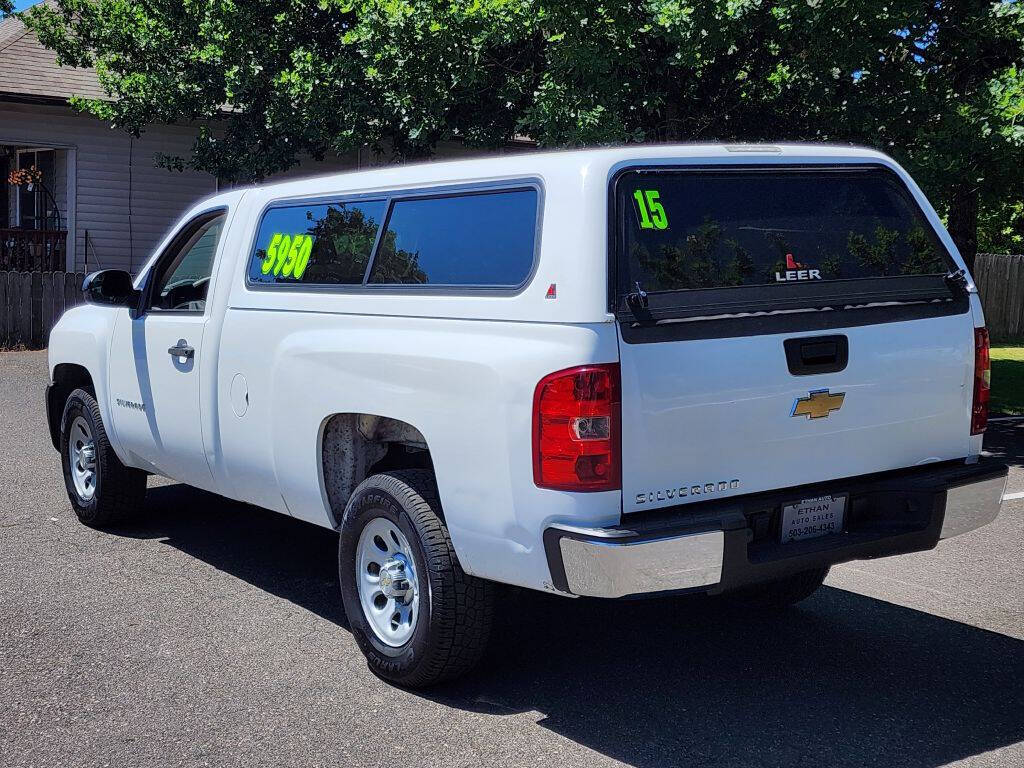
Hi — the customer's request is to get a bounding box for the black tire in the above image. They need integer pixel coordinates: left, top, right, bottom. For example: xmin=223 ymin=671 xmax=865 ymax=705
xmin=764 ymin=566 xmax=830 ymax=608
xmin=59 ymin=388 xmax=147 ymax=527
xmin=338 ymin=469 xmax=494 ymax=687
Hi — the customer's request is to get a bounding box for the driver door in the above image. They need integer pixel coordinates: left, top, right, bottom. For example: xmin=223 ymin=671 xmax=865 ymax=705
xmin=107 ymin=210 xmax=226 ymax=490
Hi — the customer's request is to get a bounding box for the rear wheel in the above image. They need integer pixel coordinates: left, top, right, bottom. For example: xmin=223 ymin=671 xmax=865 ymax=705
xmin=764 ymin=566 xmax=830 ymax=608
xmin=59 ymin=388 xmax=146 ymax=527
xmin=338 ymin=469 xmax=494 ymax=687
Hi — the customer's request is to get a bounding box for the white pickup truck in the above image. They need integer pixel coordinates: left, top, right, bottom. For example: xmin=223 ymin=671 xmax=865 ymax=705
xmin=46 ymin=145 xmax=1007 ymax=686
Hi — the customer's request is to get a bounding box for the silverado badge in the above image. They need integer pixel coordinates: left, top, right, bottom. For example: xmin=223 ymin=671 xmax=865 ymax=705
xmin=791 ymin=389 xmax=845 ymax=419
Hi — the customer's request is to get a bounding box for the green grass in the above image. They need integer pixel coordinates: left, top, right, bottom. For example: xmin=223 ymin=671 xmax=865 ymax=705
xmin=990 ymin=345 xmax=1024 ymax=416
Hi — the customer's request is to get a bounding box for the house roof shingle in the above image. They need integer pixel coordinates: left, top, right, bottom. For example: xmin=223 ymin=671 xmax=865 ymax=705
xmin=0 ymin=3 xmax=106 ymax=102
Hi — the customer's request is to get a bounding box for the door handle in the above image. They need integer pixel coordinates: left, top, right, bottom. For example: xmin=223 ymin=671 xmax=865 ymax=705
xmin=168 ymin=340 xmax=195 ymax=359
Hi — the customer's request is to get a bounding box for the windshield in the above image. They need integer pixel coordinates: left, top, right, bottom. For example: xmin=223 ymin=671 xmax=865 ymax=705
xmin=617 ymin=168 xmax=952 ymax=295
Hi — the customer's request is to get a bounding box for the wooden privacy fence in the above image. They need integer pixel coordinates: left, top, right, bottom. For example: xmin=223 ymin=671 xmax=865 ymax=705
xmin=0 ymin=271 xmax=86 ymax=350
xmin=974 ymin=254 xmax=1024 ymax=341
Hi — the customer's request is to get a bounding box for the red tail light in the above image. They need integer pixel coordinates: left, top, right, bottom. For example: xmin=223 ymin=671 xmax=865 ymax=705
xmin=533 ymin=364 xmax=621 ymax=492
xmin=971 ymin=327 xmax=990 ymax=435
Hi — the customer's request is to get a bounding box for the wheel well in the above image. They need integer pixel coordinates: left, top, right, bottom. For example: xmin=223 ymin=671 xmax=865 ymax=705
xmin=321 ymin=414 xmax=434 ymax=528
xmin=47 ymin=364 xmax=95 ymax=450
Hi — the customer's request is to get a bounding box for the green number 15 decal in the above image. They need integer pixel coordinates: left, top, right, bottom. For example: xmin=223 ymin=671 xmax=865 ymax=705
xmin=262 ymin=232 xmax=313 ymax=279
xmin=633 ymin=189 xmax=669 ymax=230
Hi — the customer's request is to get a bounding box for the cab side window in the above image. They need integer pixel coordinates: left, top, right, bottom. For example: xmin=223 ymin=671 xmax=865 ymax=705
xmin=149 ymin=212 xmax=226 ymax=312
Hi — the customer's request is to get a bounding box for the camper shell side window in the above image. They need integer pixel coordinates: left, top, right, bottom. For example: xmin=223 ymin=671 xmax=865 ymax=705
xmin=246 ymin=181 xmax=543 ymax=294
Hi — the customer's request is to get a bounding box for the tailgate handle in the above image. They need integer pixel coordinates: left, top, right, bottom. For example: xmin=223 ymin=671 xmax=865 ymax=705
xmin=784 ymin=335 xmax=848 ymax=376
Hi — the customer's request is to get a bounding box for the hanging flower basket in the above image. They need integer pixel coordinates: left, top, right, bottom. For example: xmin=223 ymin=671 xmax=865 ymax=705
xmin=8 ymin=165 xmax=44 ymax=190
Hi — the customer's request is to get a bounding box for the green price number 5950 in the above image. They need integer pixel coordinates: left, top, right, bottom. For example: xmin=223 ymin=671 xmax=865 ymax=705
xmin=633 ymin=189 xmax=669 ymax=230
xmin=262 ymin=232 xmax=313 ymax=279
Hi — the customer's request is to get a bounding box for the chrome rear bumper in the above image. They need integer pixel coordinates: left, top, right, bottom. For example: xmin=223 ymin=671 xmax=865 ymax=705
xmin=939 ymin=470 xmax=1007 ymax=539
xmin=546 ymin=458 xmax=1007 ymax=599
xmin=556 ymin=528 xmax=724 ymax=599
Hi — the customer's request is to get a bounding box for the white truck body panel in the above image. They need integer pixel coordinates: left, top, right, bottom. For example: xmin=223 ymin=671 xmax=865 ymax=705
xmin=47 ymin=144 xmax=995 ymax=595
xmin=105 ymin=308 xmax=213 ymax=486
xmin=47 ymin=304 xmax=119 ymax=442
xmin=215 ymin=310 xmax=621 ymax=584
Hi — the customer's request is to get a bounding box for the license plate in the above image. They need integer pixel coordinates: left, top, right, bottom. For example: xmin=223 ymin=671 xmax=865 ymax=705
xmin=780 ymin=494 xmax=846 ymax=543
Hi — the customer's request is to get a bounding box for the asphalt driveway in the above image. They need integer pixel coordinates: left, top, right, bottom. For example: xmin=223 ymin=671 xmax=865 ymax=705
xmin=2 ymin=349 xmax=1022 ymax=768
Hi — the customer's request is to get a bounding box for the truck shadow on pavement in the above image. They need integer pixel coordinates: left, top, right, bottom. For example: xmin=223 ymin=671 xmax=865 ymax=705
xmin=984 ymin=421 xmax=1024 ymax=470
xmin=123 ymin=482 xmax=1024 ymax=768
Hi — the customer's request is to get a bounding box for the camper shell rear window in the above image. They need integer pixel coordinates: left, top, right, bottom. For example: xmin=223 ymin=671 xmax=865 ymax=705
xmin=612 ymin=165 xmax=958 ymax=322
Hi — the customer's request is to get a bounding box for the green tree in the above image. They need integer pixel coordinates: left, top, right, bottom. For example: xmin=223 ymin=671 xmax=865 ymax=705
xmin=24 ymin=0 xmax=540 ymax=181
xmin=978 ymin=199 xmax=1024 ymax=254
xmin=23 ymin=1 xmax=1024 ymax=266
xmin=524 ymin=2 xmax=1023 ymax=269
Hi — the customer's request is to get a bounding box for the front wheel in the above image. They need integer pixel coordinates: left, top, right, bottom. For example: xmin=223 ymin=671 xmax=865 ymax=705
xmin=59 ymin=388 xmax=147 ymax=527
xmin=338 ymin=469 xmax=494 ymax=687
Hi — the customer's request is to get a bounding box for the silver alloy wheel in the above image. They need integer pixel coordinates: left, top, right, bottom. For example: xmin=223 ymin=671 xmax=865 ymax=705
xmin=68 ymin=415 xmax=97 ymax=502
xmin=356 ymin=517 xmax=420 ymax=647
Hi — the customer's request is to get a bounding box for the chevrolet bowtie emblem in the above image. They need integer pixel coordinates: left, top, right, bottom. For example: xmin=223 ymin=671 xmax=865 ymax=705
xmin=791 ymin=389 xmax=845 ymax=419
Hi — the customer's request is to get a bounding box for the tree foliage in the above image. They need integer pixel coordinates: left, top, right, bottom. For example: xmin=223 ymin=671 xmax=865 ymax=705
xmin=522 ymin=1 xmax=1023 ymax=263
xmin=25 ymin=0 xmax=541 ymax=180
xmin=978 ymin=198 xmax=1024 ymax=253
xmin=22 ymin=1 xmax=1024 ymax=259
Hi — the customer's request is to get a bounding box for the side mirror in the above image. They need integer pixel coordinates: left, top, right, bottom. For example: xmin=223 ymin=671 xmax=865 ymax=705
xmin=82 ymin=270 xmax=138 ymax=307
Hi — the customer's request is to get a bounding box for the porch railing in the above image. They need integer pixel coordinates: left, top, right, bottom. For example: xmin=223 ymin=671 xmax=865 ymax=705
xmin=0 ymin=229 xmax=67 ymax=272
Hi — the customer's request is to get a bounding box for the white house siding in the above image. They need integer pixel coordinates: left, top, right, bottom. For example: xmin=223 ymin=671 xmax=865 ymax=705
xmin=0 ymin=101 xmax=217 ymax=272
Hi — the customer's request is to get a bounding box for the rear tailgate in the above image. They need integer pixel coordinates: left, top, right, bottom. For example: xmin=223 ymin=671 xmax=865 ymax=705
xmin=613 ymin=164 xmax=975 ymax=513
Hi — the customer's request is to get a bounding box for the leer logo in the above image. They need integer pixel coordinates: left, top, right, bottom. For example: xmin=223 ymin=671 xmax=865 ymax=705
xmin=791 ymin=389 xmax=845 ymax=419
xmin=775 ymin=252 xmax=822 ymax=283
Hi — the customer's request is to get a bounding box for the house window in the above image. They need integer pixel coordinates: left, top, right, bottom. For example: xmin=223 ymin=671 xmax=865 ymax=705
xmin=16 ymin=149 xmax=57 ymax=230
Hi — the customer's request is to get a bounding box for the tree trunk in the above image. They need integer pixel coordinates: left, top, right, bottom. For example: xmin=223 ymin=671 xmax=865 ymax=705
xmin=947 ymin=185 xmax=978 ymax=274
